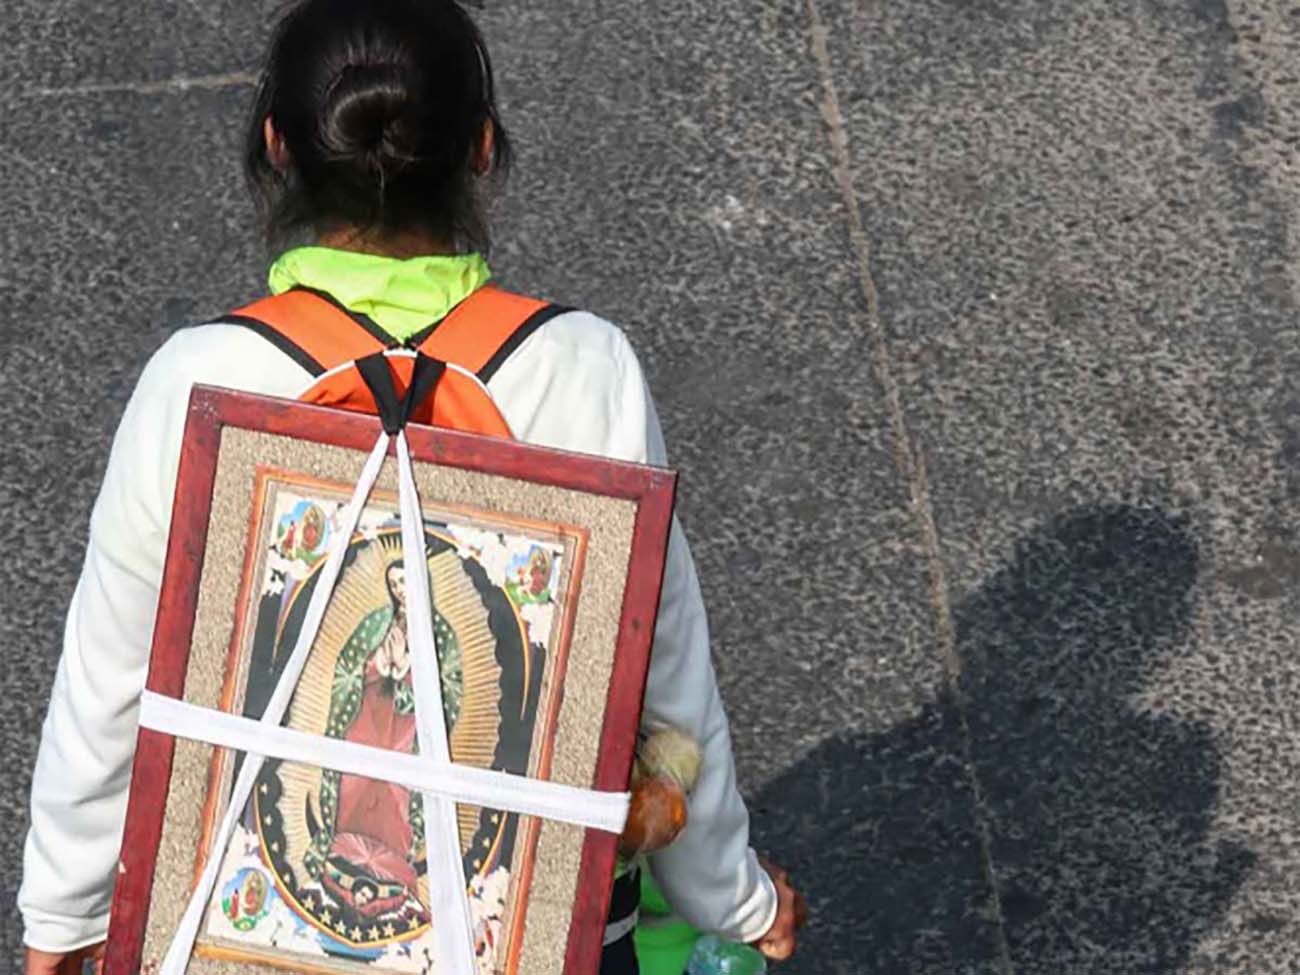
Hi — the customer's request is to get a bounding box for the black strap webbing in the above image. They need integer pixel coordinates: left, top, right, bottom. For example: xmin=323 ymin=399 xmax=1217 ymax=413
xmin=607 ymin=867 xmax=641 ymax=924
xmin=219 ymin=315 xmax=326 ymax=376
xmin=355 ymin=352 xmax=447 ymax=434
xmin=477 ymin=305 xmax=571 ymax=383
xmin=214 ymin=297 xmax=572 ymax=384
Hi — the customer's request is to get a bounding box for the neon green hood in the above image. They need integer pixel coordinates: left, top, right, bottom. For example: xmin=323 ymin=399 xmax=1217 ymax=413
xmin=268 ymin=247 xmax=492 ymax=343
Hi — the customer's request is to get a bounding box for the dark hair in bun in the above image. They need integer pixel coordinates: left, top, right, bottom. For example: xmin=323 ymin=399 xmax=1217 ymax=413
xmin=244 ymin=0 xmax=511 ymax=251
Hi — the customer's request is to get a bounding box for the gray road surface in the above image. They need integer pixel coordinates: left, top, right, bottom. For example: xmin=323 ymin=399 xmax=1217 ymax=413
xmin=4 ymin=2 xmax=1300 ymax=973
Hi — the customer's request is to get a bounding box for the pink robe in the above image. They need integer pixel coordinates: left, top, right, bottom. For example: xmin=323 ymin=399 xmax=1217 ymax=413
xmin=323 ymin=656 xmax=420 ymax=918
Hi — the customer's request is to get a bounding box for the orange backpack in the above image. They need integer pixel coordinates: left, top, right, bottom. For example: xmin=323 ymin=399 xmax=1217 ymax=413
xmin=226 ymin=284 xmax=567 ymax=435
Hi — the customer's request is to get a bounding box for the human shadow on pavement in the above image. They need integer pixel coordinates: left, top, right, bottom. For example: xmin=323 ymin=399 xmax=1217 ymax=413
xmin=750 ymin=504 xmax=1254 ymax=974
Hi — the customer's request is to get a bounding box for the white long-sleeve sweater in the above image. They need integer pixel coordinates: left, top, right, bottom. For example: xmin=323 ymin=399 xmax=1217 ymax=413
xmin=18 ymin=308 xmax=778 ymax=953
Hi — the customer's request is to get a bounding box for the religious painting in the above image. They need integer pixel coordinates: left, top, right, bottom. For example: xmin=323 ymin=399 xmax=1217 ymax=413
xmin=104 ymin=386 xmax=676 ymax=975
xmin=192 ymin=471 xmax=581 ymax=975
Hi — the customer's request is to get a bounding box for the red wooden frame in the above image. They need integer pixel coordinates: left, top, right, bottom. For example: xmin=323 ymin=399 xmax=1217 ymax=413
xmin=103 ymin=385 xmax=677 ymax=975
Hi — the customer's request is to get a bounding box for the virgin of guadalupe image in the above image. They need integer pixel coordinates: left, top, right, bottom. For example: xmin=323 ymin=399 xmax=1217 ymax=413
xmin=305 ymin=559 xmax=450 ymax=919
xmin=251 ymin=528 xmax=518 ymax=948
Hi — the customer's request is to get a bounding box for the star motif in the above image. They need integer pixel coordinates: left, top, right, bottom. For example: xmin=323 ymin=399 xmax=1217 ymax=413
xmin=367 ymin=925 xmax=379 ymax=941
xmin=351 ymin=926 xmax=363 ymax=940
xmin=334 ymin=918 xmax=348 ymax=934
xmin=383 ymin=923 xmax=397 ymax=937
xmin=321 ymin=909 xmax=333 ymax=925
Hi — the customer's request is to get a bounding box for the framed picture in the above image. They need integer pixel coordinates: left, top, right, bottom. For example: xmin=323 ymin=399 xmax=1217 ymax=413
xmin=104 ymin=385 xmax=677 ymax=975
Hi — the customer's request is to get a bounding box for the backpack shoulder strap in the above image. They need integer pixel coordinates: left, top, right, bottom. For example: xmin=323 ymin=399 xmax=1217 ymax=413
xmin=414 ymin=285 xmax=571 ymax=382
xmin=225 ymin=288 xmax=390 ymax=375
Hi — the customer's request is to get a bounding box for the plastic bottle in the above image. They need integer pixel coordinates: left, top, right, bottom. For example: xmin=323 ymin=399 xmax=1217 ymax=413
xmin=684 ymin=935 xmax=768 ymax=975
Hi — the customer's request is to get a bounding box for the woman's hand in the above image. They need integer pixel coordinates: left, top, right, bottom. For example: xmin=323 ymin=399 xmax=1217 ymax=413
xmin=753 ymin=858 xmax=806 ymax=962
xmin=25 ymin=942 xmax=105 ymax=975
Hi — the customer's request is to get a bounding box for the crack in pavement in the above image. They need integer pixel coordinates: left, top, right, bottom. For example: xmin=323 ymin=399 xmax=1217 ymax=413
xmin=800 ymin=1 xmax=1016 ymax=971
xmin=18 ymin=71 xmax=257 ymax=100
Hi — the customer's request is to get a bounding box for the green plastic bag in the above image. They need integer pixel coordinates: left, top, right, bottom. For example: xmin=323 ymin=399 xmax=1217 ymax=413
xmin=634 ymin=870 xmax=701 ymax=975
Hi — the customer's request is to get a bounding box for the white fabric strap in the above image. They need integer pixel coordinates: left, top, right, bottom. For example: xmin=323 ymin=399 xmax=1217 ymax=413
xmin=396 ymin=430 xmax=478 ymax=975
xmin=137 ymin=692 xmax=629 ymax=832
xmin=602 ymin=910 xmax=640 ymax=946
xmin=158 ymin=432 xmax=391 ymax=975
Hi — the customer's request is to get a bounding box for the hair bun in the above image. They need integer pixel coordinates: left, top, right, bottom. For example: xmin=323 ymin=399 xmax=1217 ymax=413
xmin=247 ymin=0 xmax=512 ymax=248
xmin=320 ymin=63 xmax=414 ymax=166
